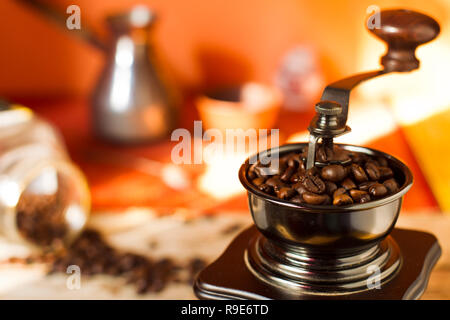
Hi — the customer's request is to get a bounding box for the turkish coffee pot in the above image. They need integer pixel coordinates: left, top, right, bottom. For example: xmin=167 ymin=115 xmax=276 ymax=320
xmin=17 ymin=1 xmax=178 ymax=143
xmin=195 ymin=9 xmax=442 ymax=300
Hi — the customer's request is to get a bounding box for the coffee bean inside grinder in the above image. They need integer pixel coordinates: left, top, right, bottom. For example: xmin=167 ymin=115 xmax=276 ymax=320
xmin=248 ymin=144 xmax=400 ymax=206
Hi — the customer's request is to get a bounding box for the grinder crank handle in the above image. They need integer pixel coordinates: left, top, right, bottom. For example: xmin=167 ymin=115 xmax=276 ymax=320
xmin=371 ymin=9 xmax=440 ymax=72
xmin=307 ymin=9 xmax=440 ymax=170
xmin=319 ymin=9 xmax=440 ymax=127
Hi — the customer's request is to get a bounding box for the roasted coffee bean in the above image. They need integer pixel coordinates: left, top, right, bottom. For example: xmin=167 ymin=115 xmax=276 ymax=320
xmin=297 ymin=159 xmax=306 ymax=172
xmin=317 ymin=145 xmax=350 ymax=162
xmin=287 ymin=153 xmax=304 ymax=169
xmin=321 ymin=164 xmax=347 ymax=182
xmin=247 ymin=164 xmax=259 ymax=178
xmin=344 ymin=164 xmax=351 ymax=176
xmin=248 ymin=146 xmax=400 ymax=206
xmin=46 ymin=229 xmax=188 ymax=295
xmin=316 ymin=146 xmax=328 ymax=162
xmin=276 ymin=187 xmax=296 ymax=200
xmin=368 ymin=183 xmax=388 ymax=198
xmin=333 ymin=193 xmax=353 ymax=206
xmin=376 ymin=156 xmax=388 ymax=167
xmin=365 ymin=161 xmax=380 ymax=181
xmin=325 ymin=181 xmax=338 ymax=195
xmin=383 ymin=178 xmax=399 ymax=194
xmin=333 ymin=149 xmax=351 ymax=162
xmin=303 ymin=175 xmax=326 ymax=194
xmin=284 ymin=153 xmax=295 ymax=167
xmin=117 ymin=253 xmax=145 ymax=273
xmin=349 ymin=189 xmax=371 ymax=203
xmin=254 ymin=165 xmax=269 ymax=177
xmin=290 ymin=172 xmax=302 ymax=183
xmin=293 ymin=182 xmax=308 ymax=196
xmin=303 ymin=192 xmax=330 ymax=205
xmin=265 ymin=176 xmax=285 ymax=191
xmin=322 ymin=195 xmax=331 ymax=205
xmin=277 ymin=161 xmax=288 ymax=175
xmin=325 ymin=146 xmax=336 ymax=160
xmin=359 ymin=194 xmax=371 ymax=203
xmin=299 ymin=148 xmax=308 ymax=160
xmin=279 ymin=155 xmax=289 ymax=167
xmin=341 ymin=178 xmax=357 ymax=190
xmin=379 ymin=167 xmax=394 ymax=180
xmin=350 ymin=152 xmax=368 ymax=164
xmin=333 ymin=187 xmax=347 ymax=198
xmin=290 ymin=195 xmax=304 ymax=204
xmin=281 ymin=166 xmax=296 ymax=182
xmin=248 ymin=162 xmax=258 ymax=179
xmin=258 ymin=184 xmax=273 ymax=194
xmin=349 ymin=152 xmax=359 ymax=162
xmin=255 ymin=161 xmax=286 ymax=176
xmin=306 ymin=167 xmax=320 ymax=177
xmin=358 ymin=181 xmax=376 ymax=191
xmin=251 ymin=177 xmax=265 ymax=187
xmin=351 ymin=163 xmax=368 ymax=183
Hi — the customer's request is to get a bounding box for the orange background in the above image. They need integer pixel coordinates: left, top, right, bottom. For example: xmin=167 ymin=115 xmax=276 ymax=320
xmin=0 ymin=0 xmax=447 ymax=98
xmin=0 ymin=0 xmax=445 ymax=213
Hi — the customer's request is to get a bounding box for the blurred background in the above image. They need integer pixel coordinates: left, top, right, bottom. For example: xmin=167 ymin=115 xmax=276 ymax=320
xmin=0 ymin=0 xmax=449 ymax=215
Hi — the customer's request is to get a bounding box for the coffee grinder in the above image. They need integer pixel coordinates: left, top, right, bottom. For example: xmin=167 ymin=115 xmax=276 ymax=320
xmin=194 ymin=9 xmax=442 ymax=300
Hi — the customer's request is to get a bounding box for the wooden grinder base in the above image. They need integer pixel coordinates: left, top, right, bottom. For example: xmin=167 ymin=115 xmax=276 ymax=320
xmin=194 ymin=227 xmax=441 ymax=300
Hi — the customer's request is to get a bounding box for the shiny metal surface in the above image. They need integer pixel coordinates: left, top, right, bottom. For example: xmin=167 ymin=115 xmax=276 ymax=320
xmin=239 ymin=143 xmax=413 ymax=252
xmin=194 ymin=227 xmax=440 ymax=300
xmin=245 ymin=232 xmax=401 ymax=295
xmin=91 ymin=6 xmax=178 ymax=143
xmin=238 ymin=143 xmax=412 ymax=294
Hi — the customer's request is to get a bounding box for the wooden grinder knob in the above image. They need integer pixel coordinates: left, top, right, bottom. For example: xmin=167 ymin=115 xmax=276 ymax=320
xmin=368 ymin=9 xmax=440 ymax=72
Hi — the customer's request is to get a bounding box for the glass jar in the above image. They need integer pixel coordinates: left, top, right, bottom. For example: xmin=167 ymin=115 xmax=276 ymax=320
xmin=0 ymin=102 xmax=90 ymax=248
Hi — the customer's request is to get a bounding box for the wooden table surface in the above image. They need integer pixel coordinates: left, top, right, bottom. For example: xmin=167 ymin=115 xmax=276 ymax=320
xmin=5 ymin=97 xmax=448 ymax=299
xmin=0 ymin=211 xmax=448 ymax=299
xmin=396 ymin=214 xmax=450 ymax=300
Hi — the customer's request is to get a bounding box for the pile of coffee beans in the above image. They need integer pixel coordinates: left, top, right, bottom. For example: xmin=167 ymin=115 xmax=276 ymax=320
xmin=13 ymin=180 xmax=207 ymax=294
xmin=248 ymin=145 xmax=400 ymax=206
xmin=14 ymin=229 xmax=206 ymax=295
xmin=51 ymin=229 xmax=169 ymax=293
